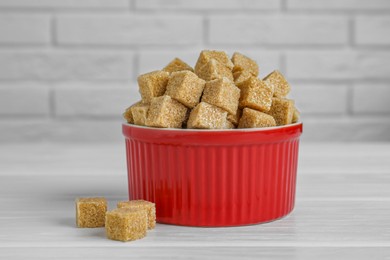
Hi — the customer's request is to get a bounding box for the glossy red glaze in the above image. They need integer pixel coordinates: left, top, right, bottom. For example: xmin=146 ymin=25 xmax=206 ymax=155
xmin=123 ymin=123 xmax=303 ymax=227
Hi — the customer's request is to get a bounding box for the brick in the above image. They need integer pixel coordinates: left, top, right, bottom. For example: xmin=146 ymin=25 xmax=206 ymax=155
xmin=288 ymin=83 xmax=348 ymax=115
xmin=352 ymin=84 xmax=390 ymax=114
xmin=0 ymin=119 xmax=124 ymax=143
xmin=54 ymin=82 xmax=139 ymax=117
xmin=287 ymin=0 xmax=390 ymax=10
xmin=0 ymin=119 xmax=50 ymax=143
xmin=135 ymin=0 xmax=280 ymax=10
xmin=0 ymin=0 xmax=129 ymax=9
xmin=299 ymin=118 xmax=390 ymax=142
xmin=0 ymin=50 xmax=134 ymax=80
xmin=57 ymin=15 xmax=202 ymax=46
xmin=0 ymin=82 xmax=50 ymax=116
xmin=209 ymin=16 xmax=347 ymax=45
xmin=286 ymin=51 xmax=390 ymax=80
xmin=0 ymin=14 xmax=50 ymax=44
xmin=139 ymin=50 xmax=199 ymax=75
xmin=355 ymin=16 xmax=390 ymax=45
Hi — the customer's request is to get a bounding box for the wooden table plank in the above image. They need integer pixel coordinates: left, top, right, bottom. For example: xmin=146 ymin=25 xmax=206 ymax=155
xmin=1 ymin=247 xmax=390 ymax=260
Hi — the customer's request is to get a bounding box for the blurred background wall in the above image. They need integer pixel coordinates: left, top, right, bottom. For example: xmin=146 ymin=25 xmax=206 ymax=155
xmin=0 ymin=0 xmax=389 ymax=143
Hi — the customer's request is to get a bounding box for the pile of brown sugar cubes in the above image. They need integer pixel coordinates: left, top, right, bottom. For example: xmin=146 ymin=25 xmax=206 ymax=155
xmin=75 ymin=198 xmax=156 ymax=242
xmin=123 ymin=50 xmax=299 ymax=129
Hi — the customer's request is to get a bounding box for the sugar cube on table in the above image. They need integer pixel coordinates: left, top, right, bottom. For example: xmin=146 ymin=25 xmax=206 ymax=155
xmin=165 ymin=71 xmax=205 ymax=108
xmin=117 ymin=200 xmax=156 ymax=229
xmin=75 ymin=197 xmax=107 ymax=228
xmin=105 ymin=208 xmax=148 ymax=242
xmin=202 ymin=77 xmax=240 ymax=115
xmin=138 ymin=70 xmax=170 ymax=103
xmin=238 ymin=108 xmax=276 ymax=128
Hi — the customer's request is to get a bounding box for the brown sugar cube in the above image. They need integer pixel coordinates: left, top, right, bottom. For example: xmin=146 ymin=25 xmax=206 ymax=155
xmin=239 ymin=77 xmax=274 ymax=112
xmin=195 ymin=59 xmax=233 ymax=82
xmin=263 ymin=70 xmax=290 ymax=98
xmin=131 ymin=102 xmax=150 ymax=126
xmin=76 ymin=197 xmax=107 ymax=228
xmin=227 ymin=108 xmax=243 ymax=126
xmin=292 ymin=107 xmax=300 ymax=123
xmin=117 ymin=200 xmax=156 ymax=229
xmin=266 ymin=97 xmax=295 ymax=126
xmin=194 ymin=50 xmax=234 ymax=73
xmin=138 ymin=70 xmax=170 ymax=103
xmin=182 ymin=109 xmax=191 ymax=128
xmin=238 ymin=108 xmax=276 ymax=128
xmin=231 ymin=52 xmax=259 ymax=76
xmin=201 ymin=77 xmax=240 ymax=115
xmin=162 ymin=58 xmax=194 ymax=73
xmin=233 ymin=70 xmax=252 ymax=87
xmin=224 ymin=119 xmax=235 ymax=129
xmin=187 ymin=102 xmax=228 ymax=129
xmin=123 ymin=106 xmax=134 ymax=124
xmin=123 ymin=101 xmax=145 ymax=124
xmin=165 ymin=71 xmax=206 ymax=108
xmin=145 ymin=95 xmax=188 ymax=128
xmin=105 ymin=208 xmax=147 ymax=242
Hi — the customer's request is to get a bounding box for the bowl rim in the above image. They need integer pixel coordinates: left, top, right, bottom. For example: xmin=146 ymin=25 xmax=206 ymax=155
xmin=122 ymin=121 xmax=302 ymax=132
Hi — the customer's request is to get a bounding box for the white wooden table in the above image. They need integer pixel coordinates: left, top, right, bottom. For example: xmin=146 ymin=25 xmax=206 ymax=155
xmin=1 ymin=143 xmax=389 ymax=259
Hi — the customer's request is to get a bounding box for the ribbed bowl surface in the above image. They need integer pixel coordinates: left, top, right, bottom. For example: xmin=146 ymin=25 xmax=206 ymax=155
xmin=123 ymin=123 xmax=303 ymax=227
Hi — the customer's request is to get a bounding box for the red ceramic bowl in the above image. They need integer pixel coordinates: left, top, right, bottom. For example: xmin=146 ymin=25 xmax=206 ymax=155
xmin=123 ymin=122 xmax=303 ymax=227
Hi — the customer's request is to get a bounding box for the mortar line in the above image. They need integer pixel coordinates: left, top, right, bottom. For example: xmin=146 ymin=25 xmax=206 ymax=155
xmin=48 ymin=86 xmax=56 ymax=119
xmin=346 ymin=83 xmax=354 ymax=116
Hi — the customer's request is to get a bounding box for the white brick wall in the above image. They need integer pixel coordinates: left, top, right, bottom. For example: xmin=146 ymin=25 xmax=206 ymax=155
xmin=135 ymin=0 xmax=280 ymax=10
xmin=0 ymin=82 xmax=50 ymax=116
xmin=355 ymin=16 xmax=390 ymax=45
xmin=0 ymin=50 xmax=134 ymax=79
xmin=0 ymin=0 xmax=129 ymax=9
xmin=287 ymin=0 xmax=390 ymax=10
xmin=0 ymin=14 xmax=50 ymax=44
xmin=56 ymin=15 xmax=203 ymax=46
xmin=209 ymin=16 xmax=348 ymax=45
xmin=0 ymin=0 xmax=389 ymax=143
xmin=54 ymin=81 xmax=139 ymax=117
